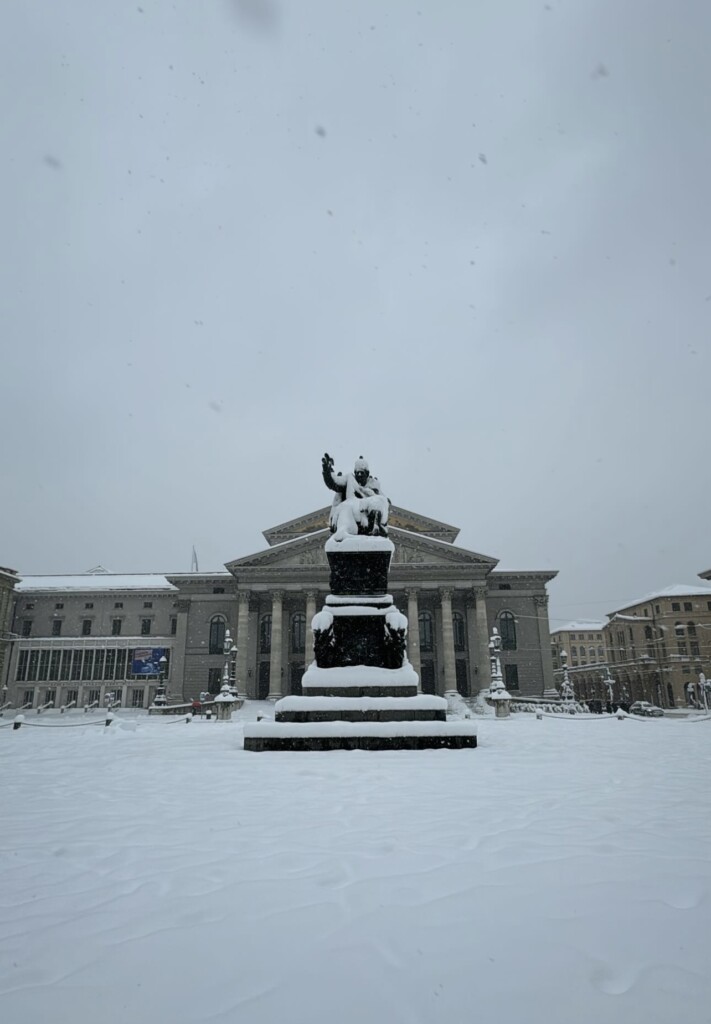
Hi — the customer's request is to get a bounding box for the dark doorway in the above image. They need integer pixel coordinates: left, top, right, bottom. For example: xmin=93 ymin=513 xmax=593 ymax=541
xmin=455 ymin=660 xmax=469 ymax=696
xmin=258 ymin=662 xmax=270 ymax=700
xmin=421 ymin=661 xmax=436 ymax=694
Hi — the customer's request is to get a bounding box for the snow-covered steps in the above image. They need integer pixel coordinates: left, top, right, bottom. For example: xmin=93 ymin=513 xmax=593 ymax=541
xmin=274 ymin=694 xmax=447 ymax=723
xmin=243 ymin=719 xmax=478 ymax=751
xmin=301 ymin=663 xmax=418 ymax=698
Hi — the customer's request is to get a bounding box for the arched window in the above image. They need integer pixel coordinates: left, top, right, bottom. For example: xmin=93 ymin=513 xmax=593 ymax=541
xmin=291 ymin=613 xmax=306 ymax=654
xmin=209 ymin=616 xmax=226 ymax=655
xmin=453 ymin=611 xmax=466 ymax=652
xmin=571 ymin=645 xmax=578 ymax=657
xmin=499 ymin=611 xmax=516 ymax=651
xmin=418 ymin=611 xmax=434 ymax=653
xmin=260 ymin=614 xmax=272 ymax=654
xmin=579 ymin=644 xmax=586 ymax=661
xmin=687 ymin=621 xmax=697 ymax=638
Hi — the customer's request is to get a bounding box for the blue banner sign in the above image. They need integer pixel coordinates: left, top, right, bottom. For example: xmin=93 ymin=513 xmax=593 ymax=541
xmin=131 ymin=648 xmax=166 ymax=676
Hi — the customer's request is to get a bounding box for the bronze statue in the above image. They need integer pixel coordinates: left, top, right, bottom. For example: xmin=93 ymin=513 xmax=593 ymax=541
xmin=322 ymin=453 xmax=389 ymax=539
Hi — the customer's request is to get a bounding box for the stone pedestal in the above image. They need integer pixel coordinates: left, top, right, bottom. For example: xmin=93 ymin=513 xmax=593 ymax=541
xmin=244 ymin=534 xmax=477 ymax=752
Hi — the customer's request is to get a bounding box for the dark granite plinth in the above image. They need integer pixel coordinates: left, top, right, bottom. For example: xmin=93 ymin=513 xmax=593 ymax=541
xmin=327 ymin=550 xmax=391 ymax=595
xmin=244 ymin=734 xmax=477 ymax=752
xmin=303 ymin=684 xmax=419 ymax=698
xmin=330 ymin=615 xmax=385 ymax=667
xmin=275 ymin=708 xmax=446 ymax=723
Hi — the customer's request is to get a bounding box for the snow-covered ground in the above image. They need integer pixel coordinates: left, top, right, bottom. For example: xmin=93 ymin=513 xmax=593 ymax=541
xmin=1 ymin=707 xmax=710 ymax=1024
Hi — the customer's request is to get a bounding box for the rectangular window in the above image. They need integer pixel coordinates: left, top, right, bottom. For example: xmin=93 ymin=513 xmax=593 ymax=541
xmin=16 ymin=650 xmax=29 ymax=681
xmin=111 ymin=619 xmax=122 ymax=636
xmin=691 ymin=641 xmax=700 ymax=657
xmin=114 ymin=601 xmax=123 ymax=609
xmin=104 ymin=649 xmax=116 ymax=680
xmin=71 ymin=650 xmax=83 ymax=681
xmin=94 ymin=650 xmax=105 ymax=678
xmin=21 ymin=620 xmax=32 ymax=637
xmin=116 ymin=649 xmax=127 ymax=679
xmin=131 ymin=688 xmax=144 ymax=708
xmin=84 ymin=602 xmax=94 ymax=609
xmin=683 ymin=602 xmax=693 ymax=612
xmin=140 ymin=619 xmax=151 ymax=636
xmin=143 ymin=601 xmax=153 ymax=609
xmin=66 ymin=689 xmax=78 ymax=705
xmin=38 ymin=650 xmax=50 ymax=681
xmin=677 ymin=642 xmax=688 ymax=657
xmin=49 ymin=651 xmax=61 ymax=681
xmin=170 ymin=617 xmax=177 ymax=636
xmin=28 ymin=650 xmax=39 ymax=681
xmin=24 ymin=603 xmax=34 ymax=611
xmin=81 ymin=650 xmax=94 ymax=680
xmin=55 ymin=602 xmax=64 ymax=610
xmin=82 ymin=620 xmax=92 ymax=636
xmin=45 ymin=689 xmax=56 ymax=707
xmin=23 ymin=689 xmax=34 ymax=706
xmin=655 ymin=605 xmax=660 ymax=614
xmin=497 ymin=584 xmax=511 ymax=590
xmin=504 ymin=664 xmax=519 ymax=690
xmin=672 ymin=602 xmax=680 ymax=611
xmin=51 ymin=620 xmax=62 ymax=636
xmin=88 ymin=689 xmax=100 ymax=705
xmin=213 ymin=587 xmax=225 ymax=595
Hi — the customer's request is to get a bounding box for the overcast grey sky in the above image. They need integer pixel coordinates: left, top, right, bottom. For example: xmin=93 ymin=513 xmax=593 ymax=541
xmin=2 ymin=0 xmax=710 ymax=626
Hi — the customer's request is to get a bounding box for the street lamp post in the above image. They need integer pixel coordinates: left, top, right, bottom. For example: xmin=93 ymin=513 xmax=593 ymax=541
xmin=223 ymin=628 xmax=238 ymax=698
xmin=559 ymin=650 xmax=574 ymax=702
xmin=154 ymin=655 xmax=168 ymax=707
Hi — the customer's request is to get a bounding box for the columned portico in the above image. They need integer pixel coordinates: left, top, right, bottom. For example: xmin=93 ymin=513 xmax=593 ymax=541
xmin=439 ymin=588 xmax=457 ymax=694
xmin=474 ymin=584 xmax=491 ymax=694
xmin=268 ymin=591 xmax=284 ymax=700
xmin=236 ymin=591 xmax=251 ymax=698
xmin=406 ymin=589 xmax=421 ymax=688
xmin=305 ymin=591 xmax=317 ymax=668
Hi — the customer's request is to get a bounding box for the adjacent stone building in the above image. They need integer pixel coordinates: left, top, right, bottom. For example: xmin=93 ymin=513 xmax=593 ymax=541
xmin=0 ymin=566 xmax=20 ymax=698
xmin=2 ymin=506 xmax=558 ymax=708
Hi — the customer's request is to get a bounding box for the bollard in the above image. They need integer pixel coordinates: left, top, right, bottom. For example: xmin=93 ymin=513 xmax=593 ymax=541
xmin=536 ymin=710 xmax=543 ymax=720
xmin=616 ymin=709 xmax=626 ymax=721
xmin=185 ymin=713 xmax=193 ymax=724
xmin=13 ymin=714 xmax=24 ymax=730
xmin=105 ymin=712 xmax=115 ymax=728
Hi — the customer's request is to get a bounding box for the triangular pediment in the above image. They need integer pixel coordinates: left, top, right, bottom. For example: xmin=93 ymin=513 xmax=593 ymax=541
xmin=226 ymin=526 xmax=497 ymax=573
xmin=262 ymin=505 xmax=460 ymax=546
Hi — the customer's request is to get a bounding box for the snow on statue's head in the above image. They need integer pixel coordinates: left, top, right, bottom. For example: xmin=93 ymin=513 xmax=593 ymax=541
xmin=354 ymin=455 xmax=369 ymax=486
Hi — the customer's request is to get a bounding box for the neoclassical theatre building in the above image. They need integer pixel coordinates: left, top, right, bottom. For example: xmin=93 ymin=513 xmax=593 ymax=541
xmin=4 ymin=506 xmax=557 ymax=708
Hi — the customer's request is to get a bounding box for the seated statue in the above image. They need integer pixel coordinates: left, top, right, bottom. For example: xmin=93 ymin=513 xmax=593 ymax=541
xmin=322 ymin=453 xmax=390 ymax=540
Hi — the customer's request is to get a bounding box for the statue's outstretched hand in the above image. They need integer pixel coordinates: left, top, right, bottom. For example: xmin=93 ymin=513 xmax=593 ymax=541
xmin=322 ymin=452 xmax=334 ymax=473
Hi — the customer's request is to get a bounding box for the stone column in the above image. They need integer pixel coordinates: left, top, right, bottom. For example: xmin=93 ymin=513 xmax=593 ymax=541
xmin=535 ymin=593 xmax=558 ymax=698
xmin=406 ymin=589 xmax=421 ymax=689
xmin=439 ymin=588 xmax=457 ymax=694
xmin=235 ymin=591 xmax=251 ymax=699
xmin=474 ymin=584 xmax=491 ymax=694
xmin=305 ymin=591 xmax=317 ymax=668
xmin=268 ymin=591 xmax=284 ymax=700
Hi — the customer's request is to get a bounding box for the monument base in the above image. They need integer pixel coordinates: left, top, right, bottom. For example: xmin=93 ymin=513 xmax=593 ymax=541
xmin=243 ymin=720 xmax=477 ymax=751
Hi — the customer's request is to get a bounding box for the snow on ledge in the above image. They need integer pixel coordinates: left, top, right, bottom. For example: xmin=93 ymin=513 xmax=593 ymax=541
xmin=275 ymin=695 xmax=446 ymax=712
xmin=302 ymin=663 xmax=418 ymax=688
xmin=324 ymin=535 xmax=395 ymax=554
xmin=243 ymin=720 xmax=477 ymax=739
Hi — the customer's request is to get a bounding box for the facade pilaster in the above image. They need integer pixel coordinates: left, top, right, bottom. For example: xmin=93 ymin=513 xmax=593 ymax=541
xmin=406 ymin=589 xmax=421 ymax=689
xmin=439 ymin=588 xmax=457 ymax=694
xmin=474 ymin=584 xmax=491 ymax=694
xmin=535 ymin=593 xmax=557 ymax=697
xmin=235 ymin=591 xmax=251 ymax=699
xmin=268 ymin=591 xmax=284 ymax=700
xmin=305 ymin=591 xmax=317 ymax=668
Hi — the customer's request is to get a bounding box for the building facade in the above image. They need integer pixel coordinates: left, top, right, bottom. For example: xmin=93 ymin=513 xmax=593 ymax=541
xmin=0 ymin=566 xmax=20 ymax=699
xmin=551 ymin=585 xmax=711 ymax=708
xmin=3 ymin=506 xmax=558 ymax=708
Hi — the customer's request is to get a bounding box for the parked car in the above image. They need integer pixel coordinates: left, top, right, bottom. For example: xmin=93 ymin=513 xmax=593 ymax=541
xmin=629 ymin=701 xmax=664 ymax=717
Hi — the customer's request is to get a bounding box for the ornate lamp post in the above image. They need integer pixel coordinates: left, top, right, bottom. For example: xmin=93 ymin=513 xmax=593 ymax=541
xmin=488 ymin=627 xmax=511 ymax=717
xmin=603 ymin=666 xmax=615 ymax=710
xmin=559 ymin=650 xmax=574 ymax=702
xmin=223 ymin=628 xmax=238 ymax=698
xmin=153 ymin=654 xmax=168 ymax=707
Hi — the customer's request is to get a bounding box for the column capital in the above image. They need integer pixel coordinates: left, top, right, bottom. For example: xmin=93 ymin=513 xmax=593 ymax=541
xmin=533 ymin=593 xmax=549 ymax=609
xmin=472 ymin=582 xmax=487 ymax=598
xmin=271 ymin=590 xmax=284 ymax=603
xmin=238 ymin=590 xmax=251 ymax=606
xmin=439 ymin=587 xmax=453 ymax=602
xmin=406 ymin=587 xmax=419 ymax=599
xmin=305 ymin=590 xmax=317 ymax=602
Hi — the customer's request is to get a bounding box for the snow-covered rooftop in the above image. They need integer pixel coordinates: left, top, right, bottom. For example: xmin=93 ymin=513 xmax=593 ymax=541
xmin=551 ymin=621 xmax=606 ymax=635
xmin=613 ymin=584 xmax=711 ymax=612
xmin=16 ymin=574 xmax=179 ymax=593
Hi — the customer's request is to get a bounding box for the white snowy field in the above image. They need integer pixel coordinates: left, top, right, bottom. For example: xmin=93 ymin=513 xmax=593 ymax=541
xmin=1 ymin=709 xmax=710 ymax=1024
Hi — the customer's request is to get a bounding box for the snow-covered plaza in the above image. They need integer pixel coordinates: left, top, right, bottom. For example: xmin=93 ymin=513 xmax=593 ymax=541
xmin=1 ymin=708 xmax=710 ymax=1024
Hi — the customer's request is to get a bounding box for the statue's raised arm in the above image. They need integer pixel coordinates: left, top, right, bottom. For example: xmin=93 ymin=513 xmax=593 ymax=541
xmin=322 ymin=452 xmax=345 ymax=495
